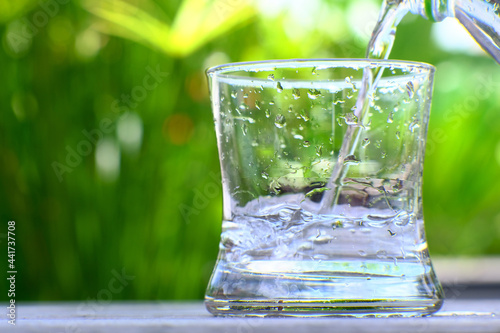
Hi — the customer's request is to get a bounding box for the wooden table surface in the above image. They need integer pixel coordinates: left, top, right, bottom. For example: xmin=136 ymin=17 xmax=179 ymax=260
xmin=2 ymin=299 xmax=499 ymax=333
xmin=3 ymin=258 xmax=500 ymax=332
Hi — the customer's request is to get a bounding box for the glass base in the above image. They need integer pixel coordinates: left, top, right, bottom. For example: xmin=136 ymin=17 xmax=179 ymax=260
xmin=205 ymin=298 xmax=444 ymax=317
xmin=205 ymin=259 xmax=444 ymax=317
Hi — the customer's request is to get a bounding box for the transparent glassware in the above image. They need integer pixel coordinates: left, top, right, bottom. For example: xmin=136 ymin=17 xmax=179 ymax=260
xmin=408 ymin=0 xmax=500 ymax=64
xmin=205 ymin=59 xmax=443 ymax=317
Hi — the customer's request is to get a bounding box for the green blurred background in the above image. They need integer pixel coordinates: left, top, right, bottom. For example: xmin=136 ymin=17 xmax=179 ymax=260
xmin=0 ymin=0 xmax=499 ymax=301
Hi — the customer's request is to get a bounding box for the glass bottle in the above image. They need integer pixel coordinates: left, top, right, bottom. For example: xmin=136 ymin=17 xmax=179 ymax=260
xmin=408 ymin=0 xmax=500 ymax=64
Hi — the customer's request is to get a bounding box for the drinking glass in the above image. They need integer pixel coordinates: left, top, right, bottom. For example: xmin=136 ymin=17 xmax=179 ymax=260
xmin=205 ymin=59 xmax=443 ymax=317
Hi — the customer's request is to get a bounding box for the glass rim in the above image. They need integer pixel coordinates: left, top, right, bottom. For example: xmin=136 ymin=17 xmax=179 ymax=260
xmin=206 ymin=58 xmax=435 ymax=79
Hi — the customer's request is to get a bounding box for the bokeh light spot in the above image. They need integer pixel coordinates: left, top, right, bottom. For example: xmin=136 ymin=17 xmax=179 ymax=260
xmin=11 ymin=92 xmax=38 ymax=121
xmin=75 ymin=28 xmax=105 ymax=59
xmin=203 ymin=51 xmax=230 ymax=70
xmin=346 ymin=0 xmax=379 ymax=44
xmin=3 ymin=20 xmax=33 ymax=56
xmin=96 ymin=138 xmax=120 ymax=182
xmin=186 ymin=71 xmax=208 ymax=102
xmin=117 ymin=112 xmax=143 ymax=156
xmin=163 ymin=114 xmax=194 ymax=145
xmin=431 ymin=18 xmax=485 ymax=56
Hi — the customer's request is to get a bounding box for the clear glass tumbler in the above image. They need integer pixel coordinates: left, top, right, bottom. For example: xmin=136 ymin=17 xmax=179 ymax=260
xmin=205 ymin=59 xmax=443 ymax=317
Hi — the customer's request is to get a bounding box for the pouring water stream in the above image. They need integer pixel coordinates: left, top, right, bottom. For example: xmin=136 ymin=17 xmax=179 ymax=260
xmin=319 ymin=0 xmax=410 ymax=213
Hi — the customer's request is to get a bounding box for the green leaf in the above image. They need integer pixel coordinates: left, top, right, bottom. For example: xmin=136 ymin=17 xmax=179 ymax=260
xmin=82 ymin=0 xmax=256 ymax=57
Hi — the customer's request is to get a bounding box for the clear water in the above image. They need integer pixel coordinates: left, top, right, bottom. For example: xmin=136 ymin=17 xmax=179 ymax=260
xmin=206 ymin=195 xmax=442 ymax=316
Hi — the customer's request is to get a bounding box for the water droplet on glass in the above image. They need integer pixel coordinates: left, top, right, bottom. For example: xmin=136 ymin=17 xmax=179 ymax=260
xmin=288 ymin=106 xmax=293 ymax=113
xmin=395 ymin=131 xmax=400 ymax=140
xmin=387 ymin=112 xmax=394 ymax=123
xmin=333 ymin=98 xmax=345 ymax=105
xmin=307 ymin=89 xmax=321 ymax=99
xmin=255 ymin=100 xmax=261 ymax=110
xmin=381 ymin=151 xmax=387 ymax=159
xmin=341 ymin=112 xmax=359 ymax=126
xmin=362 ymin=138 xmax=370 ymax=148
xmin=276 ymin=82 xmax=284 ymax=93
xmin=267 ymin=74 xmax=275 ymax=81
xmin=239 ymin=103 xmax=248 ymax=111
xmin=358 ymin=250 xmax=367 ymax=257
xmin=376 ymin=250 xmax=387 ymax=258
xmin=344 ymin=154 xmax=360 ymax=165
xmin=265 ymin=109 xmax=270 ymax=118
xmin=388 ymin=229 xmax=396 ymax=237
xmin=374 ymin=140 xmax=382 ymax=148
xmin=311 ymin=67 xmax=317 ymax=75
xmin=406 ymin=81 xmax=415 ymax=98
xmin=243 ymin=93 xmax=249 ymax=99
xmin=345 ymin=76 xmax=358 ymax=92
xmin=299 ymin=109 xmax=309 ymax=122
xmin=409 ymin=119 xmax=419 ymax=132
xmin=292 ymin=88 xmax=301 ymax=99
xmin=274 ymin=114 xmax=286 ymax=128
xmin=269 ymin=100 xmax=275 ymax=105
xmin=315 ymin=145 xmax=323 ymax=156
xmin=251 ymin=140 xmax=258 ymax=147
xmin=302 ymin=140 xmax=311 ymax=148
xmin=231 ymin=90 xmax=237 ymax=99
xmin=241 ymin=123 xmax=247 ymax=136
xmin=261 ymin=171 xmax=268 ymax=179
xmin=293 ymin=134 xmax=303 ymax=140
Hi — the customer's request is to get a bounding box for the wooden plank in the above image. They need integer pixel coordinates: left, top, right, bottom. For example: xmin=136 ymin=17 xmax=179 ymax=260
xmin=1 ymin=300 xmax=499 ymax=333
xmin=433 ymin=257 xmax=500 ymax=284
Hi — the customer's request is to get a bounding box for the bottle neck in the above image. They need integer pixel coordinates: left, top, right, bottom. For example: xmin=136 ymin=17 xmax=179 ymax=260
xmin=408 ymin=0 xmax=455 ymax=22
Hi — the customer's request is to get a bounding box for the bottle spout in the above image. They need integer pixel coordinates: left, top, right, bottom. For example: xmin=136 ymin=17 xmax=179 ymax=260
xmin=408 ymin=0 xmax=454 ymax=21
